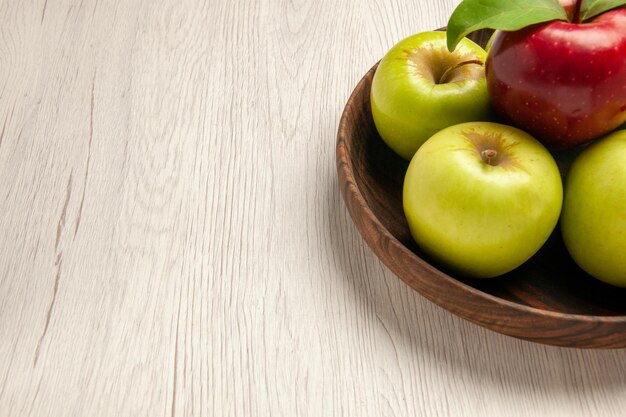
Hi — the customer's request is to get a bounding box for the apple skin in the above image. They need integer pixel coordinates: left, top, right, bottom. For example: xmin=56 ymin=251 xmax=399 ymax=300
xmin=485 ymin=7 xmax=626 ymax=149
xmin=403 ymin=122 xmax=563 ymax=278
xmin=371 ymin=31 xmax=492 ymax=160
xmin=560 ymin=130 xmax=626 ymax=286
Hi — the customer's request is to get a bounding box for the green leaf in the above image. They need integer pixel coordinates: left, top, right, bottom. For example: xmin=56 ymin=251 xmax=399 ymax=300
xmin=447 ymin=0 xmax=568 ymax=52
xmin=580 ymin=0 xmax=626 ymax=21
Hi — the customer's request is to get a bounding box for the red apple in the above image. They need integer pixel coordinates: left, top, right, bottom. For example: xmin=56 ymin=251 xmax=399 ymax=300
xmin=485 ymin=2 xmax=626 ymax=149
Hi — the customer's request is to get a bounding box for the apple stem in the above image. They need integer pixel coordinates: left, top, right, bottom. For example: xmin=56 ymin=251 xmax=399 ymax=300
xmin=572 ymin=0 xmax=583 ymax=23
xmin=438 ymin=59 xmax=484 ymax=84
xmin=481 ymin=149 xmax=498 ymax=166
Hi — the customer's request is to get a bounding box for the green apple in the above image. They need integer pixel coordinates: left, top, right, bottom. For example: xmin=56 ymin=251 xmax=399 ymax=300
xmin=560 ymin=130 xmax=626 ymax=286
xmin=403 ymin=122 xmax=563 ymax=278
xmin=371 ymin=31 xmax=491 ymax=160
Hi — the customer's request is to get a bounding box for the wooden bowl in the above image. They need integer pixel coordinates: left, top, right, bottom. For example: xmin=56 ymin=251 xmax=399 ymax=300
xmin=336 ymin=29 xmax=626 ymax=348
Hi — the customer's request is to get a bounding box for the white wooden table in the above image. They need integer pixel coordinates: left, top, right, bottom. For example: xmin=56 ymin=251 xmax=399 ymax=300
xmin=2 ymin=0 xmax=626 ymax=415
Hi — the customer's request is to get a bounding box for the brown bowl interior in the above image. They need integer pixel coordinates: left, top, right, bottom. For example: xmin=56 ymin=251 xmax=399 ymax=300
xmin=337 ymin=28 xmax=626 ymax=348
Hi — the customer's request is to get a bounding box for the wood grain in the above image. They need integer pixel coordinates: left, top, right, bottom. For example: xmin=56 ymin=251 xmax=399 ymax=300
xmin=1 ymin=0 xmax=626 ymax=416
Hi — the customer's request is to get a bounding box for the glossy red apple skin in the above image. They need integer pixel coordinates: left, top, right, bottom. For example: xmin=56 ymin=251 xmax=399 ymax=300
xmin=485 ymin=7 xmax=626 ymax=149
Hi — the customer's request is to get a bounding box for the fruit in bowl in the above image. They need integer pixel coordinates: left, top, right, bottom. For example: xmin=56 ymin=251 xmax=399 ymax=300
xmin=403 ymin=122 xmax=563 ymax=278
xmin=366 ymin=0 xmax=626 ymax=280
xmin=338 ymin=0 xmax=626 ymax=348
xmin=370 ymin=31 xmax=492 ymax=160
xmin=560 ymin=130 xmax=626 ymax=286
